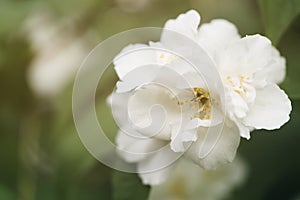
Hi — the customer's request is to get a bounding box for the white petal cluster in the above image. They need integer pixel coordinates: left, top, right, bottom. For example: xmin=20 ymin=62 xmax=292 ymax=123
xmin=110 ymin=10 xmax=292 ymax=185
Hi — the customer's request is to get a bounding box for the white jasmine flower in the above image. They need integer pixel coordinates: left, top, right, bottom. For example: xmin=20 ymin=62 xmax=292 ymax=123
xmin=149 ymin=157 xmax=247 ymax=200
xmin=111 ymin=9 xmax=291 ymax=185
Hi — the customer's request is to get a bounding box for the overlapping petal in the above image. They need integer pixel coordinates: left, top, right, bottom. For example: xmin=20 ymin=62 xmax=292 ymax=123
xmin=137 ymin=147 xmax=179 ymax=185
xmin=198 ymin=19 xmax=241 ymax=59
xmin=243 ymin=83 xmax=292 ymax=130
xmin=114 ymin=44 xmax=158 ymax=79
xmin=116 ymin=130 xmax=167 ymax=163
xmin=185 ymin=122 xmax=240 ymax=169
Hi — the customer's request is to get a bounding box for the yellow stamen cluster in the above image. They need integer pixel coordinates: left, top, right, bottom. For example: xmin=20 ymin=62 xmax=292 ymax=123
xmin=193 ymin=88 xmax=211 ymax=120
xmin=177 ymin=88 xmax=211 ymax=120
xmin=226 ymin=75 xmax=251 ymax=95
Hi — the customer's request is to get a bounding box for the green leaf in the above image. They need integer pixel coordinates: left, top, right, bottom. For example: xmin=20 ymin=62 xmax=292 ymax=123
xmin=258 ymin=0 xmax=300 ymax=44
xmin=279 ymin=17 xmax=300 ymax=99
xmin=112 ymin=170 xmax=150 ymax=200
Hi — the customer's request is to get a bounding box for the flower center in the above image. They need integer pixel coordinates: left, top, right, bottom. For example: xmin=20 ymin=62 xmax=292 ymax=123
xmin=177 ymin=87 xmax=211 ymax=120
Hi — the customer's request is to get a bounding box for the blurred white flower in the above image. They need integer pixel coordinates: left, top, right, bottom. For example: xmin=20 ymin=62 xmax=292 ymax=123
xmin=111 ymin=10 xmax=291 ymax=185
xmin=24 ymin=11 xmax=90 ymax=97
xmin=149 ymin=157 xmax=247 ymax=200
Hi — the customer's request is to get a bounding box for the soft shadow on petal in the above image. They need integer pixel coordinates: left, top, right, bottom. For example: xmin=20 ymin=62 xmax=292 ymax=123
xmin=217 ymin=34 xmax=275 ymax=77
xmin=177 ymin=71 xmax=206 ymax=89
xmin=137 ymin=147 xmax=179 ymax=185
xmin=243 ymin=83 xmax=292 ymax=130
xmin=116 ymin=130 xmax=166 ymax=163
xmin=254 ymin=47 xmax=286 ymax=85
xmin=116 ymin=65 xmax=160 ymax=93
xmin=185 ymin=122 xmax=240 ymax=170
xmin=226 ymin=88 xmax=249 ymax=119
xmin=127 ymin=84 xmax=181 ymax=140
xmin=198 ymin=19 xmax=241 ymax=58
xmin=170 ymin=129 xmax=197 ymax=153
xmin=232 ymin=117 xmax=251 ymax=139
xmin=113 ymin=44 xmax=158 ymax=79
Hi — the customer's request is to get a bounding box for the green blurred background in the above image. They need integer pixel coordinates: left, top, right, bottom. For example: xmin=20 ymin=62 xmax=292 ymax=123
xmin=1 ymin=0 xmax=300 ymax=199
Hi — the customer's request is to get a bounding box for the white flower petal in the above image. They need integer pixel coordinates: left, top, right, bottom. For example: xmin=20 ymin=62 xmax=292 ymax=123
xmin=226 ymin=89 xmax=249 ymax=119
xmin=185 ymin=122 xmax=240 ymax=170
xmin=111 ymin=91 xmax=132 ymax=129
xmin=254 ymin=48 xmax=286 ymax=85
xmin=128 ymin=84 xmax=181 ymax=140
xmin=217 ymin=34 xmax=278 ymax=78
xmin=152 ymin=66 xmax=186 ymax=88
xmin=138 ymin=163 xmax=175 ymax=186
xmin=232 ymin=117 xmax=251 ymax=139
xmin=243 ymin=83 xmax=292 ymax=130
xmin=138 ymin=147 xmax=179 ymax=185
xmin=170 ymin=128 xmax=197 ymax=152
xmin=170 ymin=104 xmax=224 ymax=153
xmin=116 ymin=130 xmax=166 ymax=163
xmin=198 ymin=19 xmax=241 ymax=58
xmin=113 ymin=44 xmax=158 ymax=79
xmin=162 ymin=10 xmax=200 ymax=42
xmin=116 ymin=65 xmax=160 ymax=93
xmin=176 ymin=71 xmax=206 ymax=89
